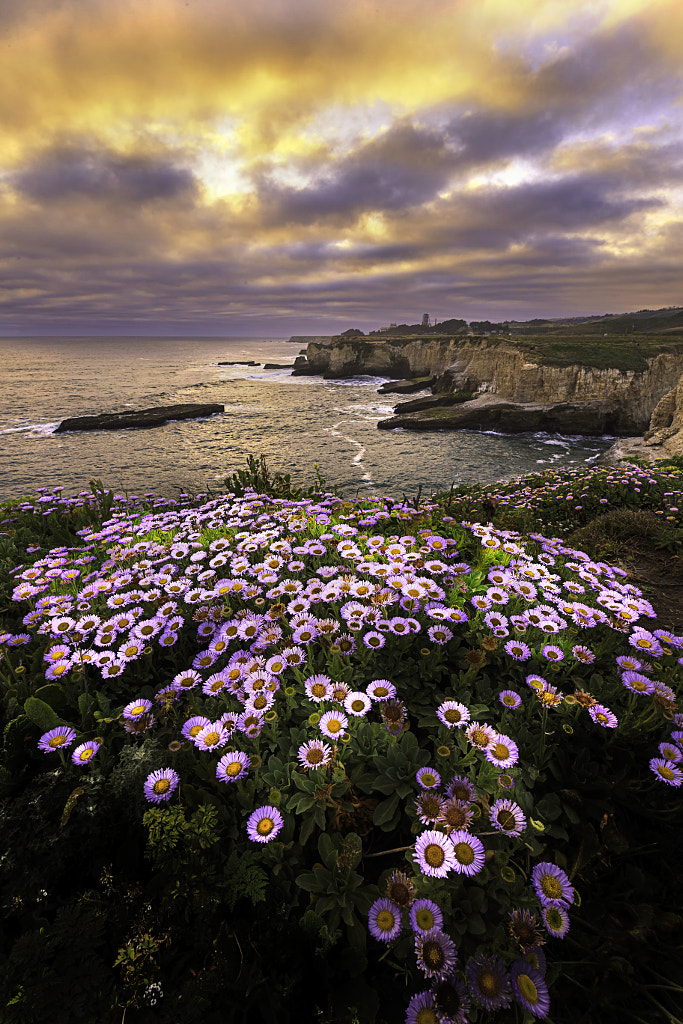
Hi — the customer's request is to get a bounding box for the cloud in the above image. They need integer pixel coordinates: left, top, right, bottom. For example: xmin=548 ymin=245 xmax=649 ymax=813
xmin=14 ymin=145 xmax=197 ymax=205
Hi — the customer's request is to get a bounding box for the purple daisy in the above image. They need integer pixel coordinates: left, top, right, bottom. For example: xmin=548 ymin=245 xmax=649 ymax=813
xmin=405 ymin=991 xmax=437 ymax=1024
xmin=436 ymin=700 xmax=470 ymax=729
xmin=414 ymin=830 xmax=456 ymax=878
xmin=71 ymin=740 xmax=100 ymax=765
xmin=414 ymin=928 xmax=457 ymax=980
xmin=216 ymin=751 xmax=250 ymax=783
xmin=450 ymin=830 xmax=486 ymax=876
xmin=486 ymin=733 xmax=520 ymax=768
xmin=362 ymin=630 xmax=385 ymax=650
xmin=505 ymin=639 xmax=531 ymax=662
xmin=621 ymin=670 xmax=655 ymax=695
xmin=541 ymin=644 xmax=564 ymax=662
xmin=409 ymin=898 xmax=444 ymax=935
xmin=589 ymin=704 xmax=618 ymax=728
xmin=499 ymin=690 xmax=522 ymax=710
xmin=37 ymin=726 xmax=77 ymax=753
xmin=366 ymin=678 xmax=396 ymax=701
xmin=367 ymin=897 xmax=402 ymax=942
xmin=144 ymin=768 xmax=180 ymax=804
xmin=246 ymin=805 xmax=284 ymax=844
xmin=541 ymin=902 xmax=571 ymax=938
xmin=416 ymin=766 xmax=441 ymax=789
xmin=511 ymin=960 xmax=550 ymax=1018
xmin=181 ymin=715 xmax=211 ymax=741
xmin=297 ymin=739 xmax=333 ymax=770
xmin=650 ymin=758 xmax=683 ymax=787
xmin=489 ymin=798 xmax=526 ymax=837
xmin=122 ymin=698 xmax=152 ymax=721
xmin=319 ymin=710 xmax=348 ymax=739
xmin=466 ymin=954 xmax=513 ymax=1012
xmin=531 ymin=862 xmax=574 ymax=907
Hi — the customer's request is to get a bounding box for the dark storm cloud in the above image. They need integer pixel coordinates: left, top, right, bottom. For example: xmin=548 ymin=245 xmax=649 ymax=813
xmin=14 ymin=146 xmax=197 ymax=205
xmin=444 ymin=109 xmax=566 ymax=165
xmin=256 ymin=122 xmax=458 ymax=225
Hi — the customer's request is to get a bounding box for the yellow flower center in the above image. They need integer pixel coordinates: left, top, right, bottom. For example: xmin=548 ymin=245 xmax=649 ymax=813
xmin=225 ymin=760 xmax=243 ymax=776
xmin=491 ymin=743 xmax=510 ymax=761
xmin=445 ymin=709 xmax=462 ymax=723
xmin=472 ymin=729 xmax=488 ymax=746
xmin=79 ymin=748 xmax=94 ymax=761
xmin=311 ymin=683 xmax=326 ymax=698
xmin=326 ymin=719 xmax=342 ymax=734
xmin=497 ymin=809 xmax=517 ymax=831
xmin=540 ymin=875 xmax=563 ymax=899
xmin=376 ymin=909 xmax=396 ymax=932
xmin=256 ymin=817 xmax=274 ymax=836
xmin=454 ymin=842 xmax=475 ymax=865
xmin=658 ymin=765 xmax=675 ymax=780
xmin=153 ymin=778 xmax=171 ymax=795
xmin=374 ymin=687 xmax=389 ymax=698
xmin=351 ymin=700 xmax=365 ymax=712
xmin=424 ymin=843 xmax=445 ymax=868
xmin=306 ymin=748 xmax=324 ymax=765
xmin=516 ymin=973 xmax=538 ymax=1004
xmin=479 ymin=969 xmax=500 ymax=996
xmin=48 ymin=735 xmax=67 ymax=747
xmin=415 ymin=908 xmax=434 ymax=930
xmin=203 ymin=731 xmax=220 ymax=746
xmin=424 ymin=941 xmax=444 ymax=967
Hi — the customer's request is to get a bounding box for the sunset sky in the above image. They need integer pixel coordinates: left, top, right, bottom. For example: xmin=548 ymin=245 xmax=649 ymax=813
xmin=1 ymin=0 xmax=682 ymax=336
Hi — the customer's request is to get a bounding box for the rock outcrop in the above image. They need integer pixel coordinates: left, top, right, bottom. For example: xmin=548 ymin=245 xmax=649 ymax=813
xmin=54 ymin=404 xmax=224 ymax=433
xmin=378 ymin=395 xmax=624 ymax=435
xmin=599 ymin=371 xmax=683 ymax=463
xmin=296 ymin=335 xmax=683 ymax=436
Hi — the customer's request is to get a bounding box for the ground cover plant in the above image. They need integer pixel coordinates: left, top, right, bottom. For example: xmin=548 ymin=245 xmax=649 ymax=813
xmin=1 ymin=462 xmax=682 ymax=1024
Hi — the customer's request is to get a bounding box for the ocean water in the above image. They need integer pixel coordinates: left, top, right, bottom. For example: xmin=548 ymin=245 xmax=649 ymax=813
xmin=0 ymin=336 xmax=613 ymax=502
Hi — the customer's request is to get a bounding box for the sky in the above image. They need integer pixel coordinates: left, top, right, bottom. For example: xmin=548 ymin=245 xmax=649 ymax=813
xmin=0 ymin=0 xmax=682 ymax=337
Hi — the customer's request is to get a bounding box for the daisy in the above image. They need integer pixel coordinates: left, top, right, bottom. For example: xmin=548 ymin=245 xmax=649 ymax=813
xmin=589 ymin=704 xmax=618 ymax=728
xmin=414 ymin=830 xmax=456 ymax=878
xmin=450 ymin=830 xmax=486 ymax=876
xmin=658 ymin=741 xmax=683 ymax=763
xmin=144 ymin=768 xmax=179 ymax=804
xmin=415 ymin=791 xmax=445 ymax=825
xmin=650 ymin=758 xmax=683 ymax=786
xmin=367 ymin=897 xmax=402 ymax=942
xmin=409 ymin=898 xmax=444 ymax=935
xmin=366 ymin=679 xmax=396 ymax=702
xmin=511 ymin=961 xmax=550 ymax=1019
xmin=531 ymin=862 xmax=574 ymax=907
xmin=489 ymin=798 xmax=526 ymax=836
xmin=246 ymin=805 xmax=284 ymax=843
xmin=414 ymin=928 xmax=457 ymax=981
xmin=620 ymin=671 xmax=654 ymax=695
xmin=436 ymin=700 xmax=470 ymax=729
xmin=541 ymin=902 xmax=571 ymax=938
xmin=466 ymin=954 xmax=512 ymax=1012
xmin=446 ymin=775 xmax=476 ymax=803
xmin=303 ymin=674 xmax=335 ymax=706
xmin=71 ymin=740 xmax=101 ymax=765
xmin=216 ymin=751 xmax=250 ymax=783
xmin=194 ymin=723 xmax=229 ymax=752
xmin=416 ymin=767 xmax=441 ymax=789
xmin=297 ymin=739 xmax=333 ymax=770
xmin=37 ymin=726 xmax=77 ymax=753
xmin=319 ymin=710 xmax=348 ymax=739
xmin=343 ymin=691 xmax=372 ymax=717
xmin=499 ymin=690 xmax=522 ymax=710
xmin=122 ymin=698 xmax=152 ymax=721
xmin=438 ymin=797 xmax=474 ymax=831
xmin=505 ymin=639 xmax=531 ymax=662
xmin=466 ymin=721 xmax=496 ymax=750
xmin=181 ymin=716 xmax=211 ymax=741
xmin=486 ymin=734 xmax=520 ymax=768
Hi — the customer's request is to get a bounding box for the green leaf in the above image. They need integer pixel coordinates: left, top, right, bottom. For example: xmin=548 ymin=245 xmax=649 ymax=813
xmin=34 ymin=684 xmax=67 ymax=710
xmin=23 ymin=696 xmax=62 ymax=732
xmin=373 ymin=792 xmax=400 ymax=828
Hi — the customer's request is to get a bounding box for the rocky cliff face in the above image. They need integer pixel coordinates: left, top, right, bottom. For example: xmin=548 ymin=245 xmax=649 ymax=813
xmin=297 ymin=336 xmax=683 ymax=434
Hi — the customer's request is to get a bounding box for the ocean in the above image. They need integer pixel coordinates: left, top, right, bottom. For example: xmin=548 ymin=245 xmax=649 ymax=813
xmin=0 ymin=336 xmax=613 ymax=503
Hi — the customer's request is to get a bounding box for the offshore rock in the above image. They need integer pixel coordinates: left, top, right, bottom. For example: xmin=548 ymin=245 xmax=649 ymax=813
xmin=217 ymin=360 xmax=259 ymax=366
xmin=54 ymin=403 xmax=224 ymax=433
xmin=377 ymin=377 xmax=437 ymax=394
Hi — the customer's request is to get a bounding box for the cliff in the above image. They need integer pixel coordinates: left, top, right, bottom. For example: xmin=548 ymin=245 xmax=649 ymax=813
xmin=599 ymin=371 xmax=683 ymax=463
xmin=294 ymin=336 xmax=683 ymax=436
